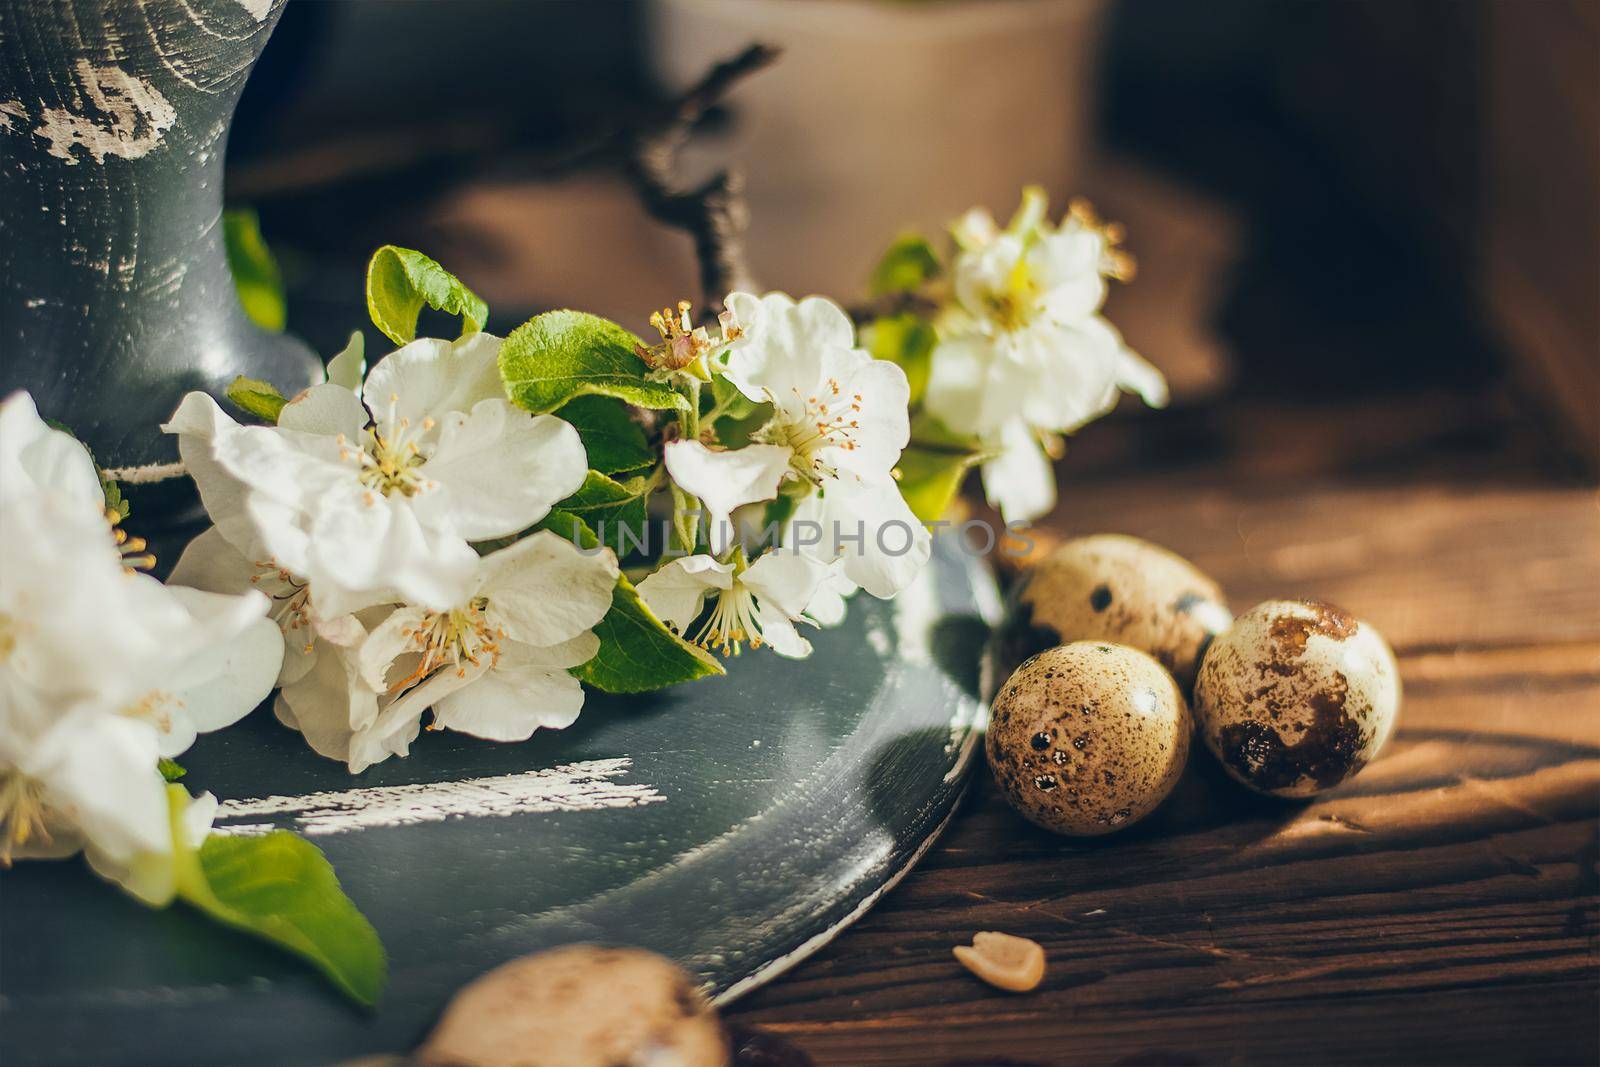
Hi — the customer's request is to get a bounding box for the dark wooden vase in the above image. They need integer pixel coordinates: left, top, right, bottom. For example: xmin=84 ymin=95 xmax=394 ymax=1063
xmin=0 ymin=0 xmax=318 ymax=469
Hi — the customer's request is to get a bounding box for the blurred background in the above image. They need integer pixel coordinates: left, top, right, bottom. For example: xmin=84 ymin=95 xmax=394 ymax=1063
xmin=228 ymin=0 xmax=1598 ymax=487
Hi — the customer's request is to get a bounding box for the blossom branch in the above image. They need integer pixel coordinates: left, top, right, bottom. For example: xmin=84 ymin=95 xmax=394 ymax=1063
xmin=621 ymin=44 xmax=779 ymax=318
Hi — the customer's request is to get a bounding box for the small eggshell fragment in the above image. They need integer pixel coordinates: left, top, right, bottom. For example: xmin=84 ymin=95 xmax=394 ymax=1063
xmin=986 ymin=642 xmax=1191 ymax=836
xmin=954 ymin=931 xmax=1046 ymax=992
xmin=1195 ymin=598 xmax=1401 ymax=798
xmin=986 ymin=534 xmax=1231 ymax=696
xmin=417 ymin=945 xmax=728 ymax=1067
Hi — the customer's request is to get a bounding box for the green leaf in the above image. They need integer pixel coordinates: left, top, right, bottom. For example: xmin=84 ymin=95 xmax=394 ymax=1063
xmin=894 ymin=444 xmax=985 ymax=523
xmin=101 ymin=470 xmax=129 ymax=525
xmin=500 ymin=310 xmax=687 ymax=415
xmin=865 ymin=313 xmax=936 ymax=406
xmin=224 ymin=209 xmax=286 ymax=333
xmin=157 ymin=757 xmax=186 ymax=782
xmin=559 ymin=470 xmax=654 ymax=545
xmin=894 ymin=416 xmax=991 ymax=523
xmin=224 ymin=376 xmax=288 ymax=424
xmin=537 ymin=510 xmax=722 ymax=692
xmin=707 ymin=372 xmax=757 ymax=423
xmin=365 ymin=245 xmax=488 ymax=346
xmin=870 ymin=233 xmax=941 ymax=296
xmin=555 ymin=395 xmax=654 ymax=475
xmin=170 ymin=787 xmax=386 ymax=1006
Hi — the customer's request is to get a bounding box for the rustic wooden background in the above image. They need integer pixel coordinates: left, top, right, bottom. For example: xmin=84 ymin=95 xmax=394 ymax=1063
xmin=723 ymin=391 xmax=1600 ymax=1065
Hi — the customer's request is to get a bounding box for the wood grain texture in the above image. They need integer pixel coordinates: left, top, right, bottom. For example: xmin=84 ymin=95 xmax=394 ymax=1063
xmin=726 ymin=394 xmax=1600 ymax=1066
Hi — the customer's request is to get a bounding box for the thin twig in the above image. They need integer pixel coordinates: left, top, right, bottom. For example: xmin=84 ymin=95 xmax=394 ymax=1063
xmin=101 ymin=461 xmax=187 ymax=484
xmin=844 ymin=290 xmax=942 ymax=326
xmin=620 ymin=44 xmax=779 ymax=317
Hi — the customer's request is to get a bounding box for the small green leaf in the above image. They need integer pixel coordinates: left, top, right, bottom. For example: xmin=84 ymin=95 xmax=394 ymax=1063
xmin=225 ymin=376 xmax=288 ymax=424
xmin=224 ymin=209 xmax=286 ymax=333
xmin=865 ymin=313 xmax=936 ymax=406
xmin=555 ymin=396 xmax=654 ymax=476
xmin=157 ymin=758 xmax=186 ymax=782
xmin=537 ymin=510 xmax=722 ymax=692
xmin=894 ymin=444 xmax=985 ymax=523
xmin=365 ymin=245 xmax=488 ymax=346
xmin=559 ymin=470 xmax=654 ymax=546
xmin=870 ymin=233 xmax=941 ymax=296
xmin=895 ymin=416 xmax=991 ymax=523
xmin=170 ymin=787 xmax=386 ymax=1006
xmin=500 ymin=310 xmax=687 ymax=415
xmin=101 ymin=471 xmax=129 ymax=525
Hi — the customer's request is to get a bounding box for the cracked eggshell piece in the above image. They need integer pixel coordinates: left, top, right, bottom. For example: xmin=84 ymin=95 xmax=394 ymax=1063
xmin=954 ymin=931 xmax=1046 ymax=992
xmin=417 ymin=945 xmax=728 ymax=1067
xmin=986 ymin=642 xmax=1191 ymax=836
xmin=1195 ymin=598 xmax=1401 ymax=798
xmin=985 ymin=534 xmax=1231 ymax=697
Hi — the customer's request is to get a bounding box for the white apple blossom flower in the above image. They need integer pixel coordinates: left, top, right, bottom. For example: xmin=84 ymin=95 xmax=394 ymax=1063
xmin=163 ymin=331 xmax=589 ymax=618
xmin=664 ymin=292 xmax=931 ymax=598
xmin=926 ymin=192 xmax=1168 ymax=522
xmin=279 ymin=531 xmax=619 ymax=773
xmin=0 ymin=392 xmax=278 ymax=902
xmin=638 ymin=549 xmax=829 ymax=659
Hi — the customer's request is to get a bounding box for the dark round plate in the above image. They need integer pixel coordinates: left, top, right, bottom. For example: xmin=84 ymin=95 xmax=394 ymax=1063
xmin=0 ymin=540 xmax=997 ymax=1065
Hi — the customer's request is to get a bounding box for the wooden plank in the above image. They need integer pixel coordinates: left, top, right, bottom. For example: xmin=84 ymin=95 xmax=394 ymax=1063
xmin=727 ymin=647 xmax=1600 ymax=1064
xmin=728 ymin=453 xmax=1600 ymax=1064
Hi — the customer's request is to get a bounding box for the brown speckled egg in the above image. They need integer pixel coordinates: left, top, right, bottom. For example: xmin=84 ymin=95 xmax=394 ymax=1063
xmin=1195 ymin=599 xmax=1401 ymax=798
xmin=418 ymin=945 xmax=728 ymax=1067
xmin=985 ymin=535 xmax=1231 ymax=697
xmin=987 ymin=642 xmax=1191 ymax=836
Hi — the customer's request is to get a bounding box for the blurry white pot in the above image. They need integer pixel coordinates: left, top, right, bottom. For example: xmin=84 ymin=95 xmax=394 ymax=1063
xmin=650 ymin=0 xmax=1113 ymax=297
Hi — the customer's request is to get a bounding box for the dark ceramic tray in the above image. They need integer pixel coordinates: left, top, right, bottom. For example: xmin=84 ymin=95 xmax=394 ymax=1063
xmin=0 ymin=539 xmax=996 ymax=1066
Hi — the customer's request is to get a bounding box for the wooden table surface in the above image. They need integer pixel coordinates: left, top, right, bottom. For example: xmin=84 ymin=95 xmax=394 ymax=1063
xmin=724 ymin=391 xmax=1600 ymax=1065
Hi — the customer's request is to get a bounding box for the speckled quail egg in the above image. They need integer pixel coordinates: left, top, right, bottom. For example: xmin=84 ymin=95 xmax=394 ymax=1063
xmin=987 ymin=642 xmax=1191 ymax=836
xmin=1194 ymin=598 xmax=1401 ymax=798
xmin=417 ymin=945 xmax=728 ymax=1067
xmin=985 ymin=534 xmax=1232 ymax=697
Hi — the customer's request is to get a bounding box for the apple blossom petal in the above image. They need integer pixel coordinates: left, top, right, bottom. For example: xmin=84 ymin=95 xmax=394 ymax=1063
xmin=304 ymin=488 xmax=476 ymax=615
xmin=1028 ymin=227 xmax=1108 ymax=320
xmin=802 ymin=567 xmax=855 ymax=628
xmin=478 ymin=532 xmax=619 ymax=649
xmin=1115 ymin=345 xmax=1169 ymax=409
xmin=180 ymin=791 xmax=219 ymax=850
xmin=276 ymin=642 xmax=381 ymax=770
xmin=740 ymin=549 xmax=829 ymax=620
xmin=722 ymin=292 xmax=842 ymax=406
xmin=161 ymin=392 xmax=269 ymax=558
xmin=357 ymin=606 xmax=431 ymax=692
xmin=363 ymin=333 xmax=506 ymax=436
xmin=0 ymin=391 xmax=104 ymax=512
xmin=25 ymin=711 xmax=171 ymax=898
xmin=792 ymin=477 xmax=931 ymax=599
xmin=432 ymin=664 xmax=586 ymax=741
xmin=414 ymin=400 xmax=587 ymax=541
xmin=813 ymin=352 xmax=911 ymax=479
xmin=981 ymin=419 xmax=1057 ymax=524
xmin=636 ymin=555 xmax=734 ymax=633
xmin=499 ymin=632 xmax=601 ymax=671
xmin=155 ymin=588 xmax=283 ymax=753
xmin=664 ymin=440 xmax=791 ymax=555
xmin=924 ymin=332 xmax=1014 ymax=437
xmin=751 ymin=603 xmax=812 ymax=659
xmin=1017 ymin=317 xmax=1121 ymax=434
xmin=277 ymin=382 xmax=368 ymax=440
xmin=324 ymin=331 xmax=366 ymax=391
